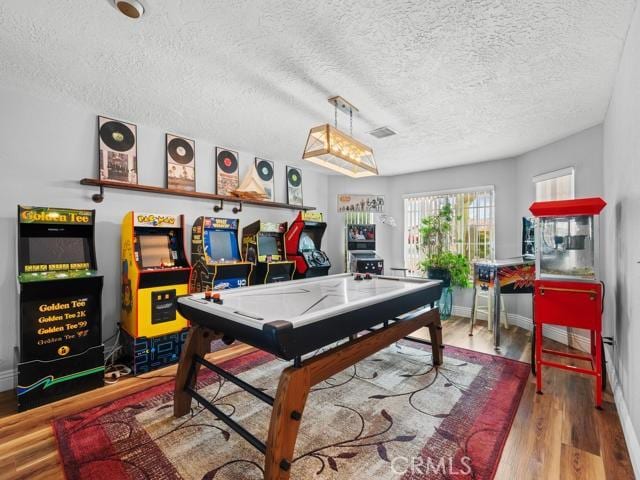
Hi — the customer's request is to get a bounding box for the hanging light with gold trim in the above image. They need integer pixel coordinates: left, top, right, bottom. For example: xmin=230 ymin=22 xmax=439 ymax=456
xmin=302 ymin=96 xmax=378 ymax=178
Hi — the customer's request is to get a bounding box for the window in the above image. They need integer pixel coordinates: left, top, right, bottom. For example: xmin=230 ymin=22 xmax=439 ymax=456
xmin=532 ymin=167 xmax=575 ymax=256
xmin=404 ymin=187 xmax=495 ymax=276
xmin=534 ymin=167 xmax=575 ymax=201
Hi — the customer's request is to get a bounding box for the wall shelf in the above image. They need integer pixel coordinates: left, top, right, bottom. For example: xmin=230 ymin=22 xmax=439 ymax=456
xmin=79 ymin=178 xmax=315 ymax=212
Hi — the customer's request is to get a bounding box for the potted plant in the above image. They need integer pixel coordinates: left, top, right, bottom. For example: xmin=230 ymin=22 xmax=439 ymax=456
xmin=418 ymin=204 xmax=471 ymax=289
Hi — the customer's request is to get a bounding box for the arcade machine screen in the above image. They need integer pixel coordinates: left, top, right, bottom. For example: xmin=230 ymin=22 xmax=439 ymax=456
xmin=27 ymin=236 xmax=90 ymax=265
xmin=259 ymin=235 xmax=279 ymax=257
xmin=207 ymin=230 xmax=238 ymax=262
xmin=347 ymin=224 xmax=376 ymax=250
xmin=139 ymin=235 xmax=172 ymax=268
xmin=299 ymin=231 xmax=321 ymax=251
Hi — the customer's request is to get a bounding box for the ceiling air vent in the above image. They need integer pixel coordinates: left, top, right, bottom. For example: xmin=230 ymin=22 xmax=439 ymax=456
xmin=367 ymin=126 xmax=397 ymax=139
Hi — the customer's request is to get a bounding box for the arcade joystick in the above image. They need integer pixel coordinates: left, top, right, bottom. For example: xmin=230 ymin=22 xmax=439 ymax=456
xmin=354 ymin=273 xmax=363 ymax=281
xmin=204 ymin=290 xmax=213 ymax=300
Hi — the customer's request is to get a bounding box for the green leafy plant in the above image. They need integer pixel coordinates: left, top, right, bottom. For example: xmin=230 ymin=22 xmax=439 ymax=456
xmin=419 ymin=252 xmax=471 ymax=289
xmin=418 ymin=204 xmax=471 ymax=288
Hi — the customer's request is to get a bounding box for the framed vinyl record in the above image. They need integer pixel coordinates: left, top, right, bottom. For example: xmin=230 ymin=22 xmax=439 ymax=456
xmin=166 ymin=134 xmax=196 ymax=192
xmin=286 ymin=166 xmax=303 ymax=206
xmin=254 ymin=158 xmax=275 ymax=202
xmin=215 ymin=147 xmax=239 ymax=196
xmin=98 ymin=116 xmax=138 ymax=184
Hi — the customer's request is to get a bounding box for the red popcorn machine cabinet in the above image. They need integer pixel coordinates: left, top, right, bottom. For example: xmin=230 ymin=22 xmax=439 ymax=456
xmin=285 ymin=211 xmax=331 ymax=279
xmin=530 ymin=197 xmax=606 ymax=408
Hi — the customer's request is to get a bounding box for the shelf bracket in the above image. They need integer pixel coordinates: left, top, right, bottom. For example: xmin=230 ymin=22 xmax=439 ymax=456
xmin=232 ymin=201 xmax=243 ymax=214
xmin=92 ymin=185 xmax=105 ymax=203
xmin=213 ymin=200 xmax=224 ymax=212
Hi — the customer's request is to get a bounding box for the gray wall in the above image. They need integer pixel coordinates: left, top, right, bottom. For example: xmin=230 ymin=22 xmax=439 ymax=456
xmin=0 ymin=85 xmax=329 ymax=389
xmin=602 ymin=0 xmax=640 ymax=472
xmin=327 ymin=125 xmax=603 ymax=319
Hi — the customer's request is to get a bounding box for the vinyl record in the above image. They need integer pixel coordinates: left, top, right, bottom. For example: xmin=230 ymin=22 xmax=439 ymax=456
xmin=167 ymin=137 xmax=194 ymax=165
xmin=256 ymin=159 xmax=274 ymax=181
xmin=217 ymin=150 xmax=238 ymax=174
xmin=99 ymin=121 xmax=135 ymax=152
xmin=287 ymin=167 xmax=302 ymax=187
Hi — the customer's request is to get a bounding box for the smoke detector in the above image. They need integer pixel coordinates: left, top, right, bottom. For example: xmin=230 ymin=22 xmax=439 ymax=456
xmin=368 ymin=126 xmax=397 ymax=139
xmin=114 ymin=0 xmax=144 ymax=19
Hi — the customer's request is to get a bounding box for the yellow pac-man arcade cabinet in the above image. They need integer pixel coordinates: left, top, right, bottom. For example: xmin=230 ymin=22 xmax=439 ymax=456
xmin=121 ymin=211 xmax=191 ymax=373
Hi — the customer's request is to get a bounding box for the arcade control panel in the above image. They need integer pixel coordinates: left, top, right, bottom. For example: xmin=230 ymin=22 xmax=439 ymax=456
xmin=350 ymin=252 xmax=384 ymax=275
xmin=302 ymin=250 xmax=330 ymax=270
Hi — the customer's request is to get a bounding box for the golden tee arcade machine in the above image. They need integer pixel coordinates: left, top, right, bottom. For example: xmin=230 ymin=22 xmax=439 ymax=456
xmin=285 ymin=211 xmax=331 ymax=278
xmin=121 ymin=212 xmax=191 ymax=374
xmin=17 ymin=206 xmax=104 ymax=411
xmin=190 ymin=217 xmax=252 ymax=291
xmin=242 ymin=220 xmax=295 ymax=284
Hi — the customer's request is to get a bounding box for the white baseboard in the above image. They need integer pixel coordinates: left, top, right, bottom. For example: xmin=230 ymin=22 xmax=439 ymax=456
xmin=451 ymin=305 xmax=591 ymax=352
xmin=0 ymin=368 xmax=16 ymax=393
xmin=604 ymin=347 xmax=640 ymax=477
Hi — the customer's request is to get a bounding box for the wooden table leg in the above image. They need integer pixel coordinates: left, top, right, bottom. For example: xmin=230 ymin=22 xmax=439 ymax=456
xmin=174 ymin=325 xmax=216 ymax=417
xmin=264 ymin=366 xmax=311 ymax=480
xmin=263 ymin=308 xmax=441 ymax=479
xmin=428 ymin=313 xmax=444 ymax=365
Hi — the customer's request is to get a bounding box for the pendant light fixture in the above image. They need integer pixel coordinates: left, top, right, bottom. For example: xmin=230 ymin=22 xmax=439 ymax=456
xmin=302 ymin=96 xmax=378 ymax=178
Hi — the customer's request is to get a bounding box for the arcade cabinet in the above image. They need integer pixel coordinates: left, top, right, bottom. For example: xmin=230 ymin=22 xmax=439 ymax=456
xmin=121 ymin=212 xmax=191 ymax=374
xmin=190 ymin=216 xmax=252 ymax=291
xmin=347 ymin=223 xmax=384 ymax=275
xmin=16 ymin=206 xmax=104 ymax=411
xmin=285 ymin=211 xmax=331 ymax=278
xmin=242 ymin=220 xmax=295 ymax=284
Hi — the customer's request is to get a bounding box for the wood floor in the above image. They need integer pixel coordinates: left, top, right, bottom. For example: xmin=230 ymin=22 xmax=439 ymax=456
xmin=0 ymin=317 xmax=634 ymax=480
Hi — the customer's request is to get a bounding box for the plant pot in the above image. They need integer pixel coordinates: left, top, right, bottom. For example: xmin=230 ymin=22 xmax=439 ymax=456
xmin=427 ymin=267 xmax=451 ymax=288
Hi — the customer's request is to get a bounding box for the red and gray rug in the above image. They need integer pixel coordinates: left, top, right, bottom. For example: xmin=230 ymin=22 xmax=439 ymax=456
xmin=54 ymin=342 xmax=529 ymax=479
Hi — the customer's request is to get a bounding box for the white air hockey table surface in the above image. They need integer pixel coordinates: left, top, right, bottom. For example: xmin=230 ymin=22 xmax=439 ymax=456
xmin=178 ymin=273 xmax=442 ymax=360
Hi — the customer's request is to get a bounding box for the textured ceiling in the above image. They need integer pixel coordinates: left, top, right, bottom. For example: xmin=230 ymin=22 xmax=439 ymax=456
xmin=0 ymin=0 xmax=636 ymax=175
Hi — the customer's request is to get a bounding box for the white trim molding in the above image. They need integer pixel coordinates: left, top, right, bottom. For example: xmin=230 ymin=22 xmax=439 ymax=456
xmin=532 ymin=166 xmax=575 ymax=184
xmin=0 ymin=368 xmax=16 ymax=393
xmin=604 ymin=347 xmax=640 ymax=477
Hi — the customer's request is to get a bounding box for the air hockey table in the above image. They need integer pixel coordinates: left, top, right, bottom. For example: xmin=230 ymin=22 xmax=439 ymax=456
xmin=173 ymin=273 xmax=443 ymax=480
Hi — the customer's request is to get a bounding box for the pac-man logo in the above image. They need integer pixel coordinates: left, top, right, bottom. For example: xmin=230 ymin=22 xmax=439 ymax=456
xmin=136 ymin=214 xmax=176 ymax=226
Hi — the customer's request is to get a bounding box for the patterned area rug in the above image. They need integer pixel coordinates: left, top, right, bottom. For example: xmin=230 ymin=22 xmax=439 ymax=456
xmin=54 ymin=342 xmax=529 ymax=479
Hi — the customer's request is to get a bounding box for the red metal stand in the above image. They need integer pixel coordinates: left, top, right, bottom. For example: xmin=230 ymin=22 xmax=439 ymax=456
xmin=533 ymin=280 xmax=604 ymax=408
